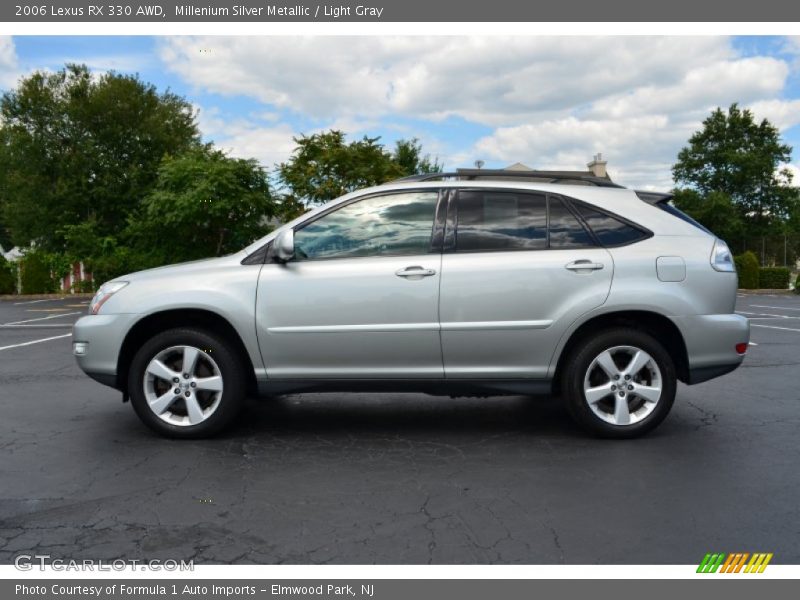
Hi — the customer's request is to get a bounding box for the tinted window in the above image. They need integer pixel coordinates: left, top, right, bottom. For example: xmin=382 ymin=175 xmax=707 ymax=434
xmin=456 ymin=191 xmax=547 ymax=251
xmin=549 ymin=198 xmax=595 ymax=248
xmin=657 ymin=202 xmax=712 ymax=234
xmin=293 ymin=191 xmax=438 ymax=261
xmin=574 ymin=204 xmax=648 ymax=246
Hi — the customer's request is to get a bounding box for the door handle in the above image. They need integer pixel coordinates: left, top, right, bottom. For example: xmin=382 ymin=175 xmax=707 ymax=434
xmin=565 ymin=260 xmax=604 ymax=272
xmin=396 ymin=266 xmax=436 ymax=278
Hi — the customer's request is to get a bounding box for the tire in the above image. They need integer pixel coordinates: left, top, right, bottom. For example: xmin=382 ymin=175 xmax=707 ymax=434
xmin=128 ymin=327 xmax=246 ymax=438
xmin=561 ymin=328 xmax=676 ymax=439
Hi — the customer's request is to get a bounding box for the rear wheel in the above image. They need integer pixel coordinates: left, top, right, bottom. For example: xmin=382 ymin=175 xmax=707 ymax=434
xmin=128 ymin=328 xmax=246 ymax=438
xmin=561 ymin=328 xmax=676 ymax=438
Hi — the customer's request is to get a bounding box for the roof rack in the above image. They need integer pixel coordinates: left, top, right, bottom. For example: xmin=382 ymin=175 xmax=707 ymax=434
xmin=391 ymin=169 xmax=625 ymax=188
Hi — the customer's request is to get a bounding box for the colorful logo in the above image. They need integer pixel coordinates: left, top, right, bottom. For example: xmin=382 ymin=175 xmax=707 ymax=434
xmin=697 ymin=553 xmax=773 ymax=573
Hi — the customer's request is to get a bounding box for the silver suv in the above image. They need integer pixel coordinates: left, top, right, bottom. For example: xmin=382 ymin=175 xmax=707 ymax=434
xmin=73 ymin=171 xmax=749 ymax=439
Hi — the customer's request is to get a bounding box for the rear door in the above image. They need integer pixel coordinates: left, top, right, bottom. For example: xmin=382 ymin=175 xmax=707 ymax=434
xmin=439 ymin=189 xmax=614 ymax=379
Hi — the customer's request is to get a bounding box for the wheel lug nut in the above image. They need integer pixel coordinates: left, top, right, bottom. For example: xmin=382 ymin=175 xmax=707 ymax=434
xmin=619 ymin=391 xmax=625 ymax=397
xmin=172 ymin=377 xmax=179 ymax=383
xmin=190 ymin=382 xmax=196 ymax=388
xmin=183 ymin=373 xmax=190 ymax=379
xmin=184 ymin=391 xmax=191 ymax=397
xmin=173 ymin=388 xmax=180 ymax=394
xmin=611 ymin=385 xmax=616 ymax=391
xmin=628 ymin=385 xmax=634 ymax=390
xmin=624 ymin=375 xmax=631 ymax=380
xmin=613 ymin=374 xmax=620 ymax=380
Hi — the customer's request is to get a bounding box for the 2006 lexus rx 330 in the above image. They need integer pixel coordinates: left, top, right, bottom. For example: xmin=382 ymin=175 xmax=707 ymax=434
xmin=73 ymin=170 xmax=749 ymax=439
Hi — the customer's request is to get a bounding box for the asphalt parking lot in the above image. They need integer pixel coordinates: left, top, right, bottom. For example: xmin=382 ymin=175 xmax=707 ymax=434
xmin=1 ymin=293 xmax=799 ymax=565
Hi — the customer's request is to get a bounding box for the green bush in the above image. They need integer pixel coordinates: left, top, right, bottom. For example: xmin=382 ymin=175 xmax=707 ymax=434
xmin=71 ymin=279 xmax=96 ymax=293
xmin=19 ymin=251 xmax=56 ymax=294
xmin=0 ymin=256 xmax=16 ymax=294
xmin=734 ymin=251 xmax=759 ymax=289
xmin=758 ymin=267 xmax=791 ymax=290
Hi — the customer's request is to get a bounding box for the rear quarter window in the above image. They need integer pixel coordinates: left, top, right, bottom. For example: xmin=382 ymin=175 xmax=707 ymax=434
xmin=573 ymin=203 xmax=650 ymax=247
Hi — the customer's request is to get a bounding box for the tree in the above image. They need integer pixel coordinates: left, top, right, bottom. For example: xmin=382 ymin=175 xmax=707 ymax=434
xmin=672 ymin=189 xmax=743 ymax=243
xmin=0 ymin=64 xmax=199 ymax=250
xmin=393 ymin=138 xmax=443 ymax=175
xmin=277 ymin=130 xmax=405 ymax=204
xmin=0 ymin=255 xmax=15 ymax=294
xmin=126 ymin=146 xmax=275 ymax=264
xmin=672 ymin=104 xmax=794 ymax=234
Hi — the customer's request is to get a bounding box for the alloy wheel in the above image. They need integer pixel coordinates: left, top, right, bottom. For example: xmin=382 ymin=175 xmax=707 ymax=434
xmin=142 ymin=345 xmax=224 ymax=427
xmin=582 ymin=345 xmax=663 ymax=426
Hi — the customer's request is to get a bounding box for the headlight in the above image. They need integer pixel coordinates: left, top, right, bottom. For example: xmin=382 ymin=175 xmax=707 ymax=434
xmin=710 ymin=239 xmax=735 ymax=272
xmin=89 ymin=281 xmax=129 ymax=315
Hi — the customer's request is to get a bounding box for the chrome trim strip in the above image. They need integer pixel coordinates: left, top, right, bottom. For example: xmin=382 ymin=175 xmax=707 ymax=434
xmin=267 ymin=323 xmax=439 ymax=333
xmin=268 ymin=320 xmax=552 ymax=334
xmin=441 ymin=320 xmax=553 ymax=331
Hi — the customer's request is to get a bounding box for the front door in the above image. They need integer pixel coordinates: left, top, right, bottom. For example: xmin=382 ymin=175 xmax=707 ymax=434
xmin=256 ymin=190 xmax=444 ymax=379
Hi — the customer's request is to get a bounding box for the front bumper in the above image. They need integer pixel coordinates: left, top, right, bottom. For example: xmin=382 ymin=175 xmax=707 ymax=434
xmin=72 ymin=313 xmax=139 ymax=390
xmin=670 ymin=313 xmax=750 ymax=384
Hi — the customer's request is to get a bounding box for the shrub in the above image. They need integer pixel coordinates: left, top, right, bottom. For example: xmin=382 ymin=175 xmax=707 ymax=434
xmin=0 ymin=256 xmax=16 ymax=294
xmin=734 ymin=251 xmax=759 ymax=289
xmin=19 ymin=251 xmax=56 ymax=294
xmin=71 ymin=279 xmax=96 ymax=293
xmin=758 ymin=267 xmax=791 ymax=290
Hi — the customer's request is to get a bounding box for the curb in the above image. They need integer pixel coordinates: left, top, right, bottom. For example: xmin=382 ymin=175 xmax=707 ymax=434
xmin=0 ymin=293 xmax=94 ymax=301
xmin=737 ymin=289 xmax=794 ymax=295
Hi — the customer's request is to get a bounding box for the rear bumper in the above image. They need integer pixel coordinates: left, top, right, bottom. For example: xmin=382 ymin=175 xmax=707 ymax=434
xmin=72 ymin=313 xmax=138 ymax=390
xmin=670 ymin=313 xmax=749 ymax=384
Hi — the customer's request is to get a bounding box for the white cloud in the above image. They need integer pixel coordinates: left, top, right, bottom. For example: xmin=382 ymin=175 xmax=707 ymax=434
xmin=216 ymin=123 xmax=299 ymax=169
xmin=194 ymin=104 xmax=298 ymax=168
xmin=0 ymin=36 xmax=19 ymax=89
xmin=748 ymin=99 xmax=800 ymax=131
xmin=783 ymin=163 xmax=800 ymax=187
xmin=472 ymin=116 xmax=688 ymax=189
xmin=159 ymin=36 xmax=798 ymax=189
xmin=159 ymin=36 xmax=735 ymax=125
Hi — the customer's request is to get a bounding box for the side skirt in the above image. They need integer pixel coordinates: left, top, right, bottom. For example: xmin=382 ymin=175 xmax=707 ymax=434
xmin=255 ymin=378 xmax=554 ymax=397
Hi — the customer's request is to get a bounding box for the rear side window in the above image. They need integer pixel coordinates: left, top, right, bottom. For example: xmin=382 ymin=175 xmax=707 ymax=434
xmin=549 ymin=198 xmax=596 ymax=248
xmin=455 ymin=191 xmax=547 ymax=251
xmin=574 ymin=204 xmax=649 ymax=246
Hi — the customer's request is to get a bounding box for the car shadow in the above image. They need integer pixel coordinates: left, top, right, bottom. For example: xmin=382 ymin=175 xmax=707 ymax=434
xmin=223 ymin=393 xmax=585 ymax=439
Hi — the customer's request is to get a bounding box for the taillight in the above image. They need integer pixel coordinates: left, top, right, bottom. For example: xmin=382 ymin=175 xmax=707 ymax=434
xmin=735 ymin=343 xmax=748 ymax=355
xmin=711 ymin=239 xmax=735 ymax=272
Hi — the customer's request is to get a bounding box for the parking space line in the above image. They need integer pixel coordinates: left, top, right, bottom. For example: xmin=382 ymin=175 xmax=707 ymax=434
xmin=0 ymin=333 xmax=72 ymax=352
xmin=751 ymin=324 xmax=800 ymax=333
xmin=749 ymin=304 xmax=800 ymax=312
xmin=0 ymin=324 xmax=74 ymax=329
xmin=3 ymin=311 xmax=81 ymax=326
xmin=12 ymin=298 xmax=60 ymax=305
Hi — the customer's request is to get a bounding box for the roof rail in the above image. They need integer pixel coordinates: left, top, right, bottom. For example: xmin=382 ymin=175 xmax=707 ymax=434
xmin=391 ymin=169 xmax=625 ymax=188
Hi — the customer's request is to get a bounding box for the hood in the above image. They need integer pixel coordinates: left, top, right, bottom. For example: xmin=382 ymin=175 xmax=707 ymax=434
xmin=112 ymin=253 xmax=248 ymax=284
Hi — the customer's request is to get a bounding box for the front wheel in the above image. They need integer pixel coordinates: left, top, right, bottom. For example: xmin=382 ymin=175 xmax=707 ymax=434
xmin=561 ymin=328 xmax=677 ymax=438
xmin=128 ymin=328 xmax=246 ymax=438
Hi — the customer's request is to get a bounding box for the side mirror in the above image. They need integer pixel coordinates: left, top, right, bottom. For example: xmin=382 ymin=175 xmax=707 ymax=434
xmin=269 ymin=229 xmax=295 ymax=263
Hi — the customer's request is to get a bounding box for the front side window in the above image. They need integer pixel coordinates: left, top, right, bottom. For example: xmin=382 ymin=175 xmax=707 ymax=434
xmin=455 ymin=191 xmax=547 ymax=252
xmin=293 ymin=191 xmax=439 ymax=261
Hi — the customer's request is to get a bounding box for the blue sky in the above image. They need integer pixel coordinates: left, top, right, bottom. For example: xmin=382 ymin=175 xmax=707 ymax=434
xmin=2 ymin=35 xmax=799 ymax=190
